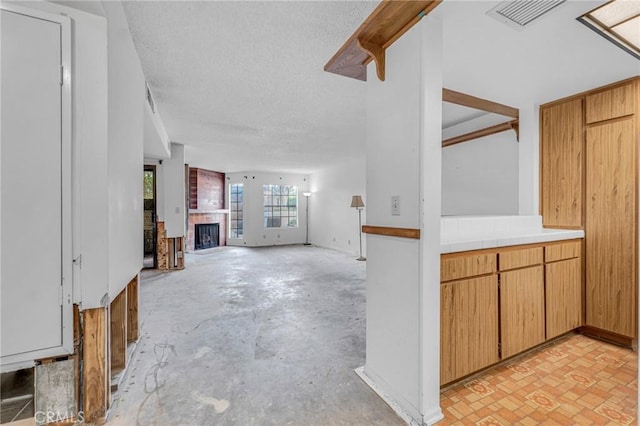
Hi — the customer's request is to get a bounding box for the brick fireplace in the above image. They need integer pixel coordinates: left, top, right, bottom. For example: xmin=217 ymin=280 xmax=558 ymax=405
xmin=187 ymin=167 xmax=227 ymax=251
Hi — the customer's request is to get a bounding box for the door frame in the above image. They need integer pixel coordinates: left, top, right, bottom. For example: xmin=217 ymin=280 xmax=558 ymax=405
xmin=143 ymin=165 xmax=157 ymax=269
xmin=0 ymin=2 xmax=73 ymax=372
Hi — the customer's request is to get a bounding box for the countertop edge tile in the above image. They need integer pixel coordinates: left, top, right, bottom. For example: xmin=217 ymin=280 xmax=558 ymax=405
xmin=441 ymin=229 xmax=584 ymax=254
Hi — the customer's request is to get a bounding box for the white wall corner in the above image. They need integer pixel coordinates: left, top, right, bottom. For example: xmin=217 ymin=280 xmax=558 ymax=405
xmin=163 ymin=143 xmax=186 ymax=238
xmin=144 ymin=100 xmax=171 ymax=159
xmin=418 ymin=15 xmax=444 ymax=424
xmin=308 ymin=157 xmax=366 ymax=256
xmin=518 ymin=104 xmax=539 ymax=215
xmin=104 ymin=0 xmax=146 ymax=297
xmin=355 ymin=366 xmax=423 ymax=426
xmin=365 ymin=13 xmax=440 ymax=425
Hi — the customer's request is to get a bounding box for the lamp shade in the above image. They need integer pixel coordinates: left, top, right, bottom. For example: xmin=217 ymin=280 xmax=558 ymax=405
xmin=350 ymin=195 xmax=365 ymax=208
xmin=303 ymin=192 xmax=312 ymax=197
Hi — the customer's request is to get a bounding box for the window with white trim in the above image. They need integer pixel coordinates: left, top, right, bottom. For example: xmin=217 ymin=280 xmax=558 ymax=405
xmin=263 ymin=185 xmax=298 ymax=228
xmin=229 ymin=183 xmax=243 ymax=239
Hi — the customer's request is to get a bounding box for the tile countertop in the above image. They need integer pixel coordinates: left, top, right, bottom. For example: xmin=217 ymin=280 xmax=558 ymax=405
xmin=440 ymin=215 xmax=584 ymax=254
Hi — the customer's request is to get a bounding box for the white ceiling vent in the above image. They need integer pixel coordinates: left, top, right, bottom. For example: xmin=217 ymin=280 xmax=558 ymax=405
xmin=487 ymin=0 xmax=566 ymax=30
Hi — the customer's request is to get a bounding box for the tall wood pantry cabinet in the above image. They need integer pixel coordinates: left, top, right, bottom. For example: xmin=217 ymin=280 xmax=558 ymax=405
xmin=540 ymin=77 xmax=639 ymax=340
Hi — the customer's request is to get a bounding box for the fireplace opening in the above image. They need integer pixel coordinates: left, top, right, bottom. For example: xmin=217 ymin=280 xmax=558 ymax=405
xmin=194 ymin=223 xmax=220 ymax=250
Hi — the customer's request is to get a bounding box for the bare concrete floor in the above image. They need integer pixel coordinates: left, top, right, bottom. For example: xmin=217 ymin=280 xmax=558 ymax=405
xmin=109 ymin=245 xmax=404 ymax=425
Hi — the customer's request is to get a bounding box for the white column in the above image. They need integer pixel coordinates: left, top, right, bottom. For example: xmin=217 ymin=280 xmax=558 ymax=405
xmin=164 ymin=143 xmax=186 ymax=238
xmin=419 ymin=15 xmax=444 ymax=425
xmin=361 ymin=15 xmax=443 ymax=425
xmin=518 ymin=104 xmax=539 ymax=215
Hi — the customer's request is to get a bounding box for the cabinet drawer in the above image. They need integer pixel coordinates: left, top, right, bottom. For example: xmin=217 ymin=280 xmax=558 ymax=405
xmin=498 ymin=247 xmax=543 ymax=271
xmin=441 ymin=253 xmax=496 ymax=282
xmin=586 ymin=83 xmax=634 ymax=124
xmin=545 ymin=240 xmax=581 ymax=262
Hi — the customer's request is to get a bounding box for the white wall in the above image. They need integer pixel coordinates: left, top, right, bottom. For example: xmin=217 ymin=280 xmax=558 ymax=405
xmin=143 ymin=99 xmax=170 ymax=160
xmin=442 ymin=131 xmax=519 ymax=215
xmin=419 ymin=16 xmax=444 ymax=423
xmin=103 ymin=0 xmax=145 ymax=298
xmin=163 ymin=143 xmax=186 ymax=238
xmin=226 ymin=172 xmax=309 ymax=247
xmin=518 ymin=104 xmax=539 ymax=216
xmin=435 ymin=1 xmax=640 ymax=217
xmin=365 ymin=27 xmax=422 ymax=420
xmin=309 ymin=157 xmax=366 ymax=256
xmin=362 ymin=17 xmax=443 ymax=424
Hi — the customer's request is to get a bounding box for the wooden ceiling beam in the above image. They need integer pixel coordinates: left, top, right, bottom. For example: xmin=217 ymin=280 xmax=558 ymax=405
xmin=443 ymin=119 xmax=519 ymax=148
xmin=442 ymin=88 xmax=519 ymax=119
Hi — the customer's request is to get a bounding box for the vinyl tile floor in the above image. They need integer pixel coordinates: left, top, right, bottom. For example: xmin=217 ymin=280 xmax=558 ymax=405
xmin=439 ymin=333 xmax=638 ymax=425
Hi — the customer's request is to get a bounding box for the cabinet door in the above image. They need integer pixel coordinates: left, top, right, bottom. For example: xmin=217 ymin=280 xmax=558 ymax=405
xmin=441 ymin=275 xmax=499 ymax=385
xmin=586 ymin=83 xmax=635 ymax=124
xmin=546 ymin=258 xmax=582 ymax=339
xmin=540 ymin=99 xmax=584 ymax=228
xmin=1 ymin=9 xmax=65 ymax=358
xmin=586 ymin=117 xmax=637 ymax=338
xmin=500 ymin=266 xmax=545 ymax=358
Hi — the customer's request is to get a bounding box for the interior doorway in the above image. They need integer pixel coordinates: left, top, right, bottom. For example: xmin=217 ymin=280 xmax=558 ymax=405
xmin=143 ymin=165 xmax=157 ymax=268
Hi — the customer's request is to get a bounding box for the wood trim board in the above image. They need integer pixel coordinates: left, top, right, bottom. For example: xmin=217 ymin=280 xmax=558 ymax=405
xmin=362 ymin=225 xmax=420 ymax=239
xmin=443 ymin=120 xmax=518 ymax=147
xmin=442 ymin=88 xmax=519 ymax=118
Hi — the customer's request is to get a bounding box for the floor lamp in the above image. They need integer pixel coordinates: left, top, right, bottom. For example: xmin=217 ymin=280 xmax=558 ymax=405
xmin=350 ymin=195 xmax=366 ymax=261
xmin=303 ymin=192 xmax=312 ymax=246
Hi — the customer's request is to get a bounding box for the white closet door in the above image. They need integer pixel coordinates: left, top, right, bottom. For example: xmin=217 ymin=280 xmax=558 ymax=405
xmin=1 ymin=9 xmax=63 ymax=357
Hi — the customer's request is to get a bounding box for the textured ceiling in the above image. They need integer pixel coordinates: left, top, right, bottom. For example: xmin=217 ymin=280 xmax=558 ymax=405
xmin=123 ymin=0 xmax=377 ymax=173
xmin=124 ymin=1 xmax=639 ymax=174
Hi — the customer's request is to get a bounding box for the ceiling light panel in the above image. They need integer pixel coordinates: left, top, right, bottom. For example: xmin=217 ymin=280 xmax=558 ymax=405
xmin=590 ymin=0 xmax=640 ymax=26
xmin=615 ymin=17 xmax=640 ymax=47
xmin=578 ymin=0 xmax=640 ymax=60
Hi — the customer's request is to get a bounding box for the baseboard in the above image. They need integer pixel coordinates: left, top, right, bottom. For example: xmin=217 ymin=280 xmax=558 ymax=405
xmin=354 ymin=366 xmax=423 ymax=426
xmin=578 ymin=325 xmax=636 ymax=349
xmin=311 ymin=243 xmax=359 ymax=258
xmin=422 ymin=406 xmax=445 ymax=425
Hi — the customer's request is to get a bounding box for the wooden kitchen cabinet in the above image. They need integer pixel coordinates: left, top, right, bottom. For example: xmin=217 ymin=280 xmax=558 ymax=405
xmin=586 ymin=82 xmax=634 ymax=124
xmin=546 ymin=257 xmax=581 ymax=339
xmin=440 ymin=253 xmax=495 ymax=282
xmin=544 ymin=240 xmax=580 ymax=263
xmin=540 ymin=98 xmax=584 ymax=228
xmin=499 ymin=247 xmax=543 ymax=271
xmin=499 ymin=265 xmax=545 ymax=359
xmin=586 ymin=116 xmax=637 ymax=338
xmin=440 ymin=240 xmax=584 ymax=385
xmin=440 ymin=275 xmax=499 ymax=385
xmin=545 ymin=240 xmax=582 ymax=340
xmin=540 ymin=77 xmax=639 ymax=341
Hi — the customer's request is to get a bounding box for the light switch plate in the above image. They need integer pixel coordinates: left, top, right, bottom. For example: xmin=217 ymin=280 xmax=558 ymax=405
xmin=391 ymin=196 xmax=400 ymax=216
